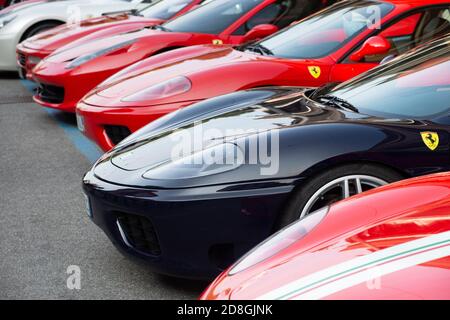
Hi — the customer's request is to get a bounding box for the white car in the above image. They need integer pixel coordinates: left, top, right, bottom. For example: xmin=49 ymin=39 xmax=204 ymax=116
xmin=0 ymin=0 xmax=155 ymax=71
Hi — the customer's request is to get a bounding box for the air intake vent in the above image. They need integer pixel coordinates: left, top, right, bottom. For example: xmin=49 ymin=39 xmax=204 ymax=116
xmin=116 ymin=212 xmax=161 ymax=256
xmin=105 ymin=125 xmax=132 ymax=145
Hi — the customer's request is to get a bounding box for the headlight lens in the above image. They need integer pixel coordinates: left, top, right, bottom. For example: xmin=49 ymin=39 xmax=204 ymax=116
xmin=66 ymin=39 xmax=136 ymax=69
xmin=143 ymin=143 xmax=244 ymax=180
xmin=28 ymin=55 xmax=42 ymax=65
xmin=0 ymin=15 xmax=17 ymax=28
xmin=122 ymin=76 xmax=191 ymax=102
xmin=229 ymin=206 xmax=329 ymax=275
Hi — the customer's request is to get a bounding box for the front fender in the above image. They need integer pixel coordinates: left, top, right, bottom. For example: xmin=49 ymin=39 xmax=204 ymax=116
xmin=190 ymin=60 xmax=293 ymax=92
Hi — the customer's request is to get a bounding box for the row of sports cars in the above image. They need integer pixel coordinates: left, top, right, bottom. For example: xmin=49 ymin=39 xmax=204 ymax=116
xmin=3 ymin=0 xmax=450 ymax=299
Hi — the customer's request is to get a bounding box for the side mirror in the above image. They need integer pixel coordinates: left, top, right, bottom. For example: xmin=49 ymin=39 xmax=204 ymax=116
xmin=350 ymin=36 xmax=391 ymax=62
xmin=243 ymin=24 xmax=278 ymax=42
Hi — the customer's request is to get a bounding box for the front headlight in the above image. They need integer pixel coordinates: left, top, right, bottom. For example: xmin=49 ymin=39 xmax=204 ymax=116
xmin=0 ymin=15 xmax=17 ymax=28
xmin=229 ymin=206 xmax=329 ymax=275
xmin=122 ymin=76 xmax=191 ymax=102
xmin=66 ymin=39 xmax=136 ymax=69
xmin=143 ymin=143 xmax=244 ymax=180
xmin=28 ymin=55 xmax=42 ymax=65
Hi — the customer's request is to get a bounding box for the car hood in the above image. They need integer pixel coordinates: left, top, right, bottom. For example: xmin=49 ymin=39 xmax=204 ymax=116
xmin=23 ymin=15 xmax=163 ymax=52
xmin=209 ymin=173 xmax=450 ymax=300
xmin=84 ymin=45 xmax=287 ymax=107
xmin=0 ymin=0 xmax=45 ymax=17
xmin=45 ymin=27 xmax=165 ymax=63
xmin=5 ymin=0 xmax=125 ymax=15
xmin=91 ymin=87 xmax=395 ymax=189
xmin=2 ymin=0 xmax=146 ymax=24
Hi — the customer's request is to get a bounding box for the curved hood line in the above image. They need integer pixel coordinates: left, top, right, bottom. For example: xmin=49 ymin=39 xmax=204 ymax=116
xmin=87 ymin=46 xmax=290 ymax=107
xmin=46 ymin=27 xmax=159 ymax=62
xmin=115 ymin=88 xmax=305 ymax=151
xmin=0 ymin=1 xmax=47 ymax=17
xmin=97 ymin=45 xmax=242 ymax=90
xmin=256 ymin=231 xmax=450 ymax=300
xmin=24 ymin=15 xmax=161 ymax=51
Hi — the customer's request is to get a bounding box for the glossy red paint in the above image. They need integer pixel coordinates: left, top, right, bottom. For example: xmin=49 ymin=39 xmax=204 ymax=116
xmin=16 ymin=0 xmax=205 ymax=79
xmin=31 ymin=0 xmax=333 ymax=114
xmin=200 ymin=173 xmax=450 ymax=300
xmin=0 ymin=0 xmax=32 ymax=9
xmin=78 ymin=0 xmax=450 ymax=151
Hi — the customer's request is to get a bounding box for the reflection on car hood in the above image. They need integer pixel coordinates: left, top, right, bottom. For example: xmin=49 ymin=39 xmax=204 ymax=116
xmin=91 ymin=87 xmax=397 ymax=189
xmin=84 ymin=45 xmax=275 ymax=107
xmin=0 ymin=0 xmax=46 ymax=18
xmin=226 ymin=173 xmax=450 ymax=300
xmin=23 ymin=15 xmax=162 ymax=52
xmin=46 ymin=27 xmax=160 ymax=63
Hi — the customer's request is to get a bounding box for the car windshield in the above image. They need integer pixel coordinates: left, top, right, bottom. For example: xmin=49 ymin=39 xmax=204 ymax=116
xmin=254 ymin=0 xmax=393 ymax=59
xmin=140 ymin=0 xmax=195 ymax=20
xmin=163 ymin=0 xmax=264 ymax=34
xmin=315 ymin=40 xmax=450 ymax=119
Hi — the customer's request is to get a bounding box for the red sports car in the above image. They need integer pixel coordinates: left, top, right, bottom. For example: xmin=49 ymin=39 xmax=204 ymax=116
xmin=17 ymin=0 xmax=207 ymax=79
xmin=32 ymin=0 xmax=331 ymax=113
xmin=201 ymin=173 xmax=450 ymax=300
xmin=77 ymin=0 xmax=450 ymax=151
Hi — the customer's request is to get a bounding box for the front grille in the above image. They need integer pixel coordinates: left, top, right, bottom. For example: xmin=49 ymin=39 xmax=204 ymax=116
xmin=37 ymin=83 xmax=65 ymax=104
xmin=117 ymin=212 xmax=161 ymax=256
xmin=105 ymin=125 xmax=131 ymax=145
xmin=17 ymin=53 xmax=26 ymax=67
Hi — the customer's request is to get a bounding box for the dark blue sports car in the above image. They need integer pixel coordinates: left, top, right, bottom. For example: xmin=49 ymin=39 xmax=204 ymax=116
xmin=82 ymin=35 xmax=450 ymax=279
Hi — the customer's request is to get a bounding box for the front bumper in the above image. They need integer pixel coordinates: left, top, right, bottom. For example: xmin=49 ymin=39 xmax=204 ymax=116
xmin=16 ymin=44 xmax=52 ymax=80
xmin=82 ymin=169 xmax=295 ymax=279
xmin=0 ymin=32 xmax=20 ymax=71
xmin=32 ymin=62 xmax=119 ymax=113
xmin=77 ymin=99 xmax=200 ymax=151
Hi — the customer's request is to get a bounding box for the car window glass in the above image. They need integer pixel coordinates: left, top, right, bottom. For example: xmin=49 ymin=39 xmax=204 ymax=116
xmin=163 ymin=0 xmax=264 ymax=34
xmin=350 ymin=7 xmax=450 ymax=63
xmin=254 ymin=1 xmax=393 ymax=59
xmin=233 ymin=3 xmax=283 ymax=35
xmin=233 ymin=0 xmax=324 ymax=35
xmin=140 ymin=0 xmax=195 ymax=20
xmin=329 ymin=47 xmax=450 ymax=119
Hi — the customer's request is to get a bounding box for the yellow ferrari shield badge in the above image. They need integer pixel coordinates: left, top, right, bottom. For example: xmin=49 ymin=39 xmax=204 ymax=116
xmin=212 ymin=39 xmax=223 ymax=45
xmin=308 ymin=66 xmax=321 ymax=79
xmin=421 ymin=132 xmax=439 ymax=151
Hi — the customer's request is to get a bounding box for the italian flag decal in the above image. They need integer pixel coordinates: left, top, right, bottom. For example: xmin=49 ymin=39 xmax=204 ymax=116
xmin=257 ymin=231 xmax=450 ymax=300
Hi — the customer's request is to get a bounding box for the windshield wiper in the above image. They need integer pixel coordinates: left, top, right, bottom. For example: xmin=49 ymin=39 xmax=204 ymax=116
xmin=315 ymin=95 xmax=359 ymax=113
xmin=152 ymin=25 xmax=171 ymax=32
xmin=244 ymin=43 xmax=273 ymax=56
xmin=102 ymin=9 xmax=139 ymax=16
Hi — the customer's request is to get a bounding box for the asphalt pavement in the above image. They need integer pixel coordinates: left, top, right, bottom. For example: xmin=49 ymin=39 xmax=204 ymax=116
xmin=0 ymin=73 xmax=205 ymax=299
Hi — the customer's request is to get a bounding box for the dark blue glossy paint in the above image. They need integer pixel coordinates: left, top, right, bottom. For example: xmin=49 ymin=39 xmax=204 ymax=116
xmin=83 ymin=39 xmax=450 ymax=278
xmin=83 ymin=87 xmax=450 ymax=278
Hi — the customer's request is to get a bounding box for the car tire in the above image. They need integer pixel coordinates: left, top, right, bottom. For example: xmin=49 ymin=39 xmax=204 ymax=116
xmin=20 ymin=21 xmax=62 ymax=42
xmin=275 ymin=163 xmax=404 ymax=229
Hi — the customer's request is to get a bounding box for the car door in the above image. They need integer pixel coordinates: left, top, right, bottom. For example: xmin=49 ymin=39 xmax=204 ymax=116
xmin=330 ymin=6 xmax=450 ymax=83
